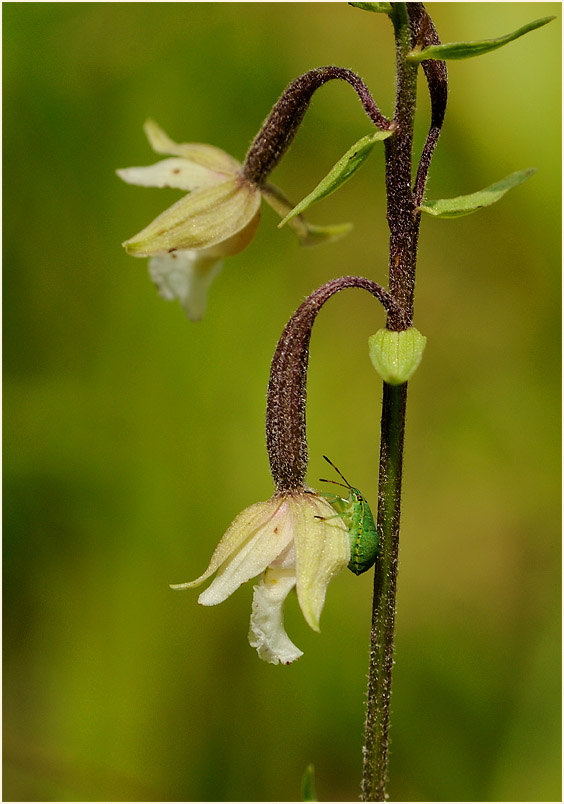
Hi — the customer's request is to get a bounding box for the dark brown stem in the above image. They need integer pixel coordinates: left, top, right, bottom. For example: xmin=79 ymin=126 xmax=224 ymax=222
xmin=243 ymin=66 xmax=393 ymax=186
xmin=382 ymin=4 xmax=447 ymax=329
xmin=266 ymin=277 xmax=397 ymax=493
xmin=383 ymin=6 xmax=420 ymax=330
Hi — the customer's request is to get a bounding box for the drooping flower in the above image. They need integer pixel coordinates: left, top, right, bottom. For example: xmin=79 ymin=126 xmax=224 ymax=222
xmin=171 ymin=491 xmax=350 ymax=665
xmin=171 ymin=277 xmax=394 ymax=664
xmin=117 ymin=120 xmax=350 ymax=320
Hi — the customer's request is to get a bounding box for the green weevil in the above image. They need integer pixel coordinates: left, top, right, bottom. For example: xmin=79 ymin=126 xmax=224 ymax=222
xmin=319 ymin=456 xmax=379 ymax=576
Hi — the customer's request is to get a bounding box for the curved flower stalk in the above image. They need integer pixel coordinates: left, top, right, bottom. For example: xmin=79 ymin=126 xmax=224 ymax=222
xmin=172 ymin=276 xmax=396 ymax=664
xmin=118 ymin=120 xmax=350 ymax=320
xmin=243 ymin=65 xmax=393 ymax=186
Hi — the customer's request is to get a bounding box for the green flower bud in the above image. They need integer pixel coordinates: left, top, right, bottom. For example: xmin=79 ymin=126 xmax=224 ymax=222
xmin=368 ymin=327 xmax=427 ymax=385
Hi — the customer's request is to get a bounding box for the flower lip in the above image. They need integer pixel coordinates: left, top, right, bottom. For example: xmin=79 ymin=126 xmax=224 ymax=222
xmin=249 ymin=567 xmax=303 ymax=665
xmin=148 ymin=251 xmax=224 ymax=321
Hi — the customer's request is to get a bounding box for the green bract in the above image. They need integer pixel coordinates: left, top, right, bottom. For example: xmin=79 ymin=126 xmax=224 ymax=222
xmin=368 ymin=327 xmax=427 ymax=386
xmin=419 ymin=169 xmax=535 ymax=219
xmin=408 ymin=16 xmax=555 ymax=62
xmin=278 ymin=130 xmax=394 ymax=228
xmin=301 ymin=765 xmax=317 ymax=802
xmin=349 ymin=2 xmax=393 ymax=14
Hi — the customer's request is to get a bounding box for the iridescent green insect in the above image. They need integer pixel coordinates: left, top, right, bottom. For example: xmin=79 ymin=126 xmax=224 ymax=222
xmin=319 ymin=456 xmax=379 ymax=576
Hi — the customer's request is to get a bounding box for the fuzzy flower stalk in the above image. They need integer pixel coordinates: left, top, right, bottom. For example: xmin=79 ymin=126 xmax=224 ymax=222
xmin=172 ymin=276 xmax=396 ymax=664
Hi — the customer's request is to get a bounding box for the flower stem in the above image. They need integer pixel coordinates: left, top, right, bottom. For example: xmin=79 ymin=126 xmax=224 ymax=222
xmin=361 ymin=382 xmax=407 ymax=802
xmin=361 ymin=4 xmax=446 ymax=799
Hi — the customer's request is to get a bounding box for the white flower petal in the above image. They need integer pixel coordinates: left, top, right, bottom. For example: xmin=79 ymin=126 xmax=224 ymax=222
xmin=249 ymin=567 xmax=303 ymax=665
xmin=148 ymin=252 xmax=223 ymax=321
xmin=117 ymin=158 xmax=221 ymax=192
xmin=198 ymin=499 xmax=294 ymax=606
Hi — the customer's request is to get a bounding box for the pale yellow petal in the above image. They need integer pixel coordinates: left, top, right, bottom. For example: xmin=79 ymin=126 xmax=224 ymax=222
xmin=144 ymin=119 xmax=241 ymax=174
xmin=198 ymin=498 xmax=294 ymax=606
xmin=170 ymin=500 xmax=276 ymax=591
xmin=291 ymin=494 xmax=350 ymax=631
xmin=122 ymin=178 xmax=261 ymax=256
xmin=202 ymin=209 xmax=261 ymax=258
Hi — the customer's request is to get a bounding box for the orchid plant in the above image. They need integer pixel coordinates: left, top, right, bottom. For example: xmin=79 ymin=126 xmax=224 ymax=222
xmin=119 ymin=3 xmax=553 ymax=800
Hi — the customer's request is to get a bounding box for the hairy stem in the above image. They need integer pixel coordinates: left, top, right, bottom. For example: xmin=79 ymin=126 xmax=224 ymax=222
xmin=362 ymin=382 xmax=407 ymax=802
xmin=383 ymin=4 xmax=420 ymax=330
xmin=361 ymin=3 xmax=445 ymax=800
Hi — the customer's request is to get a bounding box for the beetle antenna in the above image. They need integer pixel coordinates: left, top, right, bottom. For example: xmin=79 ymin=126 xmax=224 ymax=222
xmin=322 ymin=455 xmax=352 ymax=488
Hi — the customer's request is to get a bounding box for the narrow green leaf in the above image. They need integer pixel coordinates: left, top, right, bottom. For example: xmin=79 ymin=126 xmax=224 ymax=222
xmin=279 ymin=130 xmax=393 ymax=228
xmin=408 ymin=16 xmax=555 ymax=62
xmin=419 ymin=168 xmax=535 ymax=219
xmin=349 ymin=2 xmax=393 ymax=13
xmin=301 ymin=764 xmax=317 ymax=802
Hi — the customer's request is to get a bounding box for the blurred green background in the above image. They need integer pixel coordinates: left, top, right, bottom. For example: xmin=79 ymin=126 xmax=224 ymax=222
xmin=3 ymin=3 xmax=561 ymax=801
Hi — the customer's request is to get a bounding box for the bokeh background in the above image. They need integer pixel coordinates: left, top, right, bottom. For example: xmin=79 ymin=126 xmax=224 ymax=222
xmin=3 ymin=3 xmax=561 ymax=801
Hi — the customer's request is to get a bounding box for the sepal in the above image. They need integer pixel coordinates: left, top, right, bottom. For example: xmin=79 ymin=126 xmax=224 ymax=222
xmin=143 ymin=118 xmax=241 ymax=173
xmin=122 ymin=178 xmax=261 ymax=255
